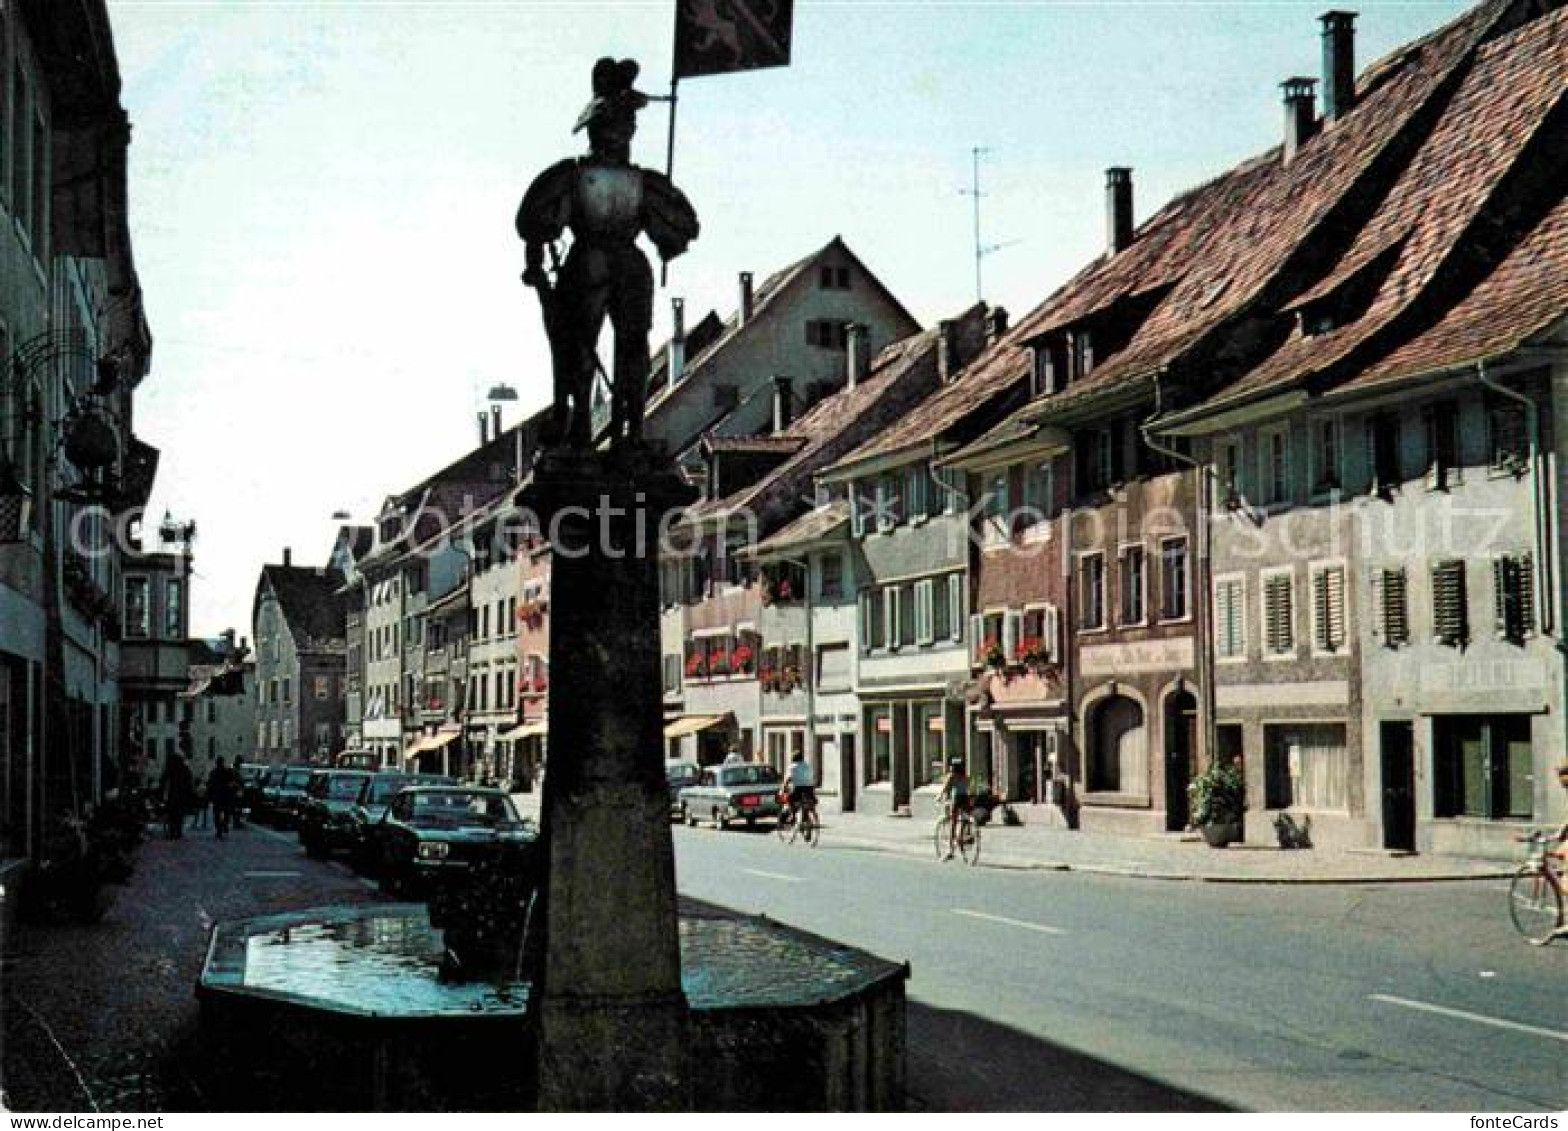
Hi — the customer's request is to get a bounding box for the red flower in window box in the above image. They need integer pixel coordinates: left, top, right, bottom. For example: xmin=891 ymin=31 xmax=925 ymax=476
xmin=685 ymin=652 xmax=707 ymax=678
xmin=732 ymin=642 xmax=755 ymax=673
xmin=978 ymin=636 xmax=1006 ymax=671
xmin=709 ymin=650 xmax=731 ymax=675
xmin=776 ymin=578 xmax=794 ymax=601
xmin=531 ymin=674 xmax=548 ymax=693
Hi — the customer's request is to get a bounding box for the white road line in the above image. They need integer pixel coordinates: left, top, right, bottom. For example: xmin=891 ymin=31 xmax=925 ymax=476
xmin=242 ymin=870 xmax=302 ymax=879
xmin=952 ymin=908 xmax=1066 ymax=935
xmin=1369 ymin=994 xmax=1568 ymax=1043
xmin=742 ymin=868 xmax=804 ymax=884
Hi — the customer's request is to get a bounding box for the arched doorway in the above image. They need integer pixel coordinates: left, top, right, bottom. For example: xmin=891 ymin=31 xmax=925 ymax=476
xmin=1088 ymin=694 xmax=1146 ymax=793
xmin=1164 ymin=689 xmax=1198 ymax=830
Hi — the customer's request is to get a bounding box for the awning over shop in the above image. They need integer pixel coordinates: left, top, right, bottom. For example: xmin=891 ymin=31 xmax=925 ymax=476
xmin=500 ymin=720 xmax=547 ymax=741
xmin=663 ymin=714 xmax=729 ymax=740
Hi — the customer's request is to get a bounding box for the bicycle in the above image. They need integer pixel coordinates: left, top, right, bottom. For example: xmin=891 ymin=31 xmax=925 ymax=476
xmin=934 ymin=803 xmax=981 ymax=866
xmin=776 ymin=795 xmax=820 ymax=847
xmin=1508 ymin=830 xmax=1566 ymax=946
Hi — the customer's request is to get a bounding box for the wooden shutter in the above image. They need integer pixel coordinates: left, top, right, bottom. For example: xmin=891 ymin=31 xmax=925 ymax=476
xmin=1431 ymin=560 xmax=1467 ymax=647
xmin=1313 ymin=566 xmax=1345 ymax=652
xmin=1003 ymin=609 xmax=1023 ymax=664
xmin=1264 ymin=573 xmax=1294 ymax=654
xmin=915 ymin=579 xmax=934 ymax=645
xmin=948 ymin=574 xmax=965 ymax=640
xmin=858 ymin=593 xmax=873 ymax=653
xmin=1381 ymin=567 xmax=1409 ymax=646
xmin=1493 ymin=553 xmax=1535 ymax=644
xmin=1045 ymin=605 xmax=1061 ymax=662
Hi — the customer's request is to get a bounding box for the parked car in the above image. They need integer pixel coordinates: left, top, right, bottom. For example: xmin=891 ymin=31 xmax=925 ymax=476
xmin=367 ymin=786 xmax=538 ymax=896
xmin=235 ymin=763 xmax=267 ymax=818
xmin=678 ymin=763 xmax=783 ymax=829
xmin=250 ymin=765 xmax=287 ymax=822
xmin=664 ymin=760 xmax=701 ymax=817
xmin=266 ymin=765 xmax=316 ymax=828
xmin=345 ymin=772 xmax=452 ymax=870
xmin=296 ymin=769 xmax=373 ymax=857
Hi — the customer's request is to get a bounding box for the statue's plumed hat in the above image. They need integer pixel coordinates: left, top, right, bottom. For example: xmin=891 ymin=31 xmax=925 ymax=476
xmin=574 ymin=57 xmax=650 ymax=133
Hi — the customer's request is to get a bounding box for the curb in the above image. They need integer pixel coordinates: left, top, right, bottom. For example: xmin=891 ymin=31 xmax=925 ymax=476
xmin=813 ymin=827 xmax=1513 ymax=886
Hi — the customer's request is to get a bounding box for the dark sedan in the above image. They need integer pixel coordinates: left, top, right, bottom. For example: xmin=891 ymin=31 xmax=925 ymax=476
xmin=368 ymin=786 xmax=537 ymax=895
xmin=265 ymin=765 xmax=315 ymax=828
xmin=344 ymin=772 xmax=452 ymax=870
xmin=296 ymin=769 xmax=373 ymax=857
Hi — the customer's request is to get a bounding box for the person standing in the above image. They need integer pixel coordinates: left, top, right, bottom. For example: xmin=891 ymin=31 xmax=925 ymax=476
xmin=208 ymin=757 xmax=239 ymax=840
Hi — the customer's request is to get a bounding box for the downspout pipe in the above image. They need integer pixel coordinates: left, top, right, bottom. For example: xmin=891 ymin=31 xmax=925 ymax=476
xmin=1142 ymin=370 xmax=1218 ymax=771
xmin=1476 ymin=360 xmax=1554 ymax=637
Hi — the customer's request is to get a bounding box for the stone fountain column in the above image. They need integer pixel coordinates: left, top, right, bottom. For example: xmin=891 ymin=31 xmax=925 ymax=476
xmin=523 ymin=447 xmax=694 ymax=1111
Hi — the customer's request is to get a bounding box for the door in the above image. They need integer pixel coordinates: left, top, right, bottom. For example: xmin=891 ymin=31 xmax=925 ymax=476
xmin=839 ymin=735 xmax=857 ymax=812
xmin=1164 ymin=690 xmax=1198 ymax=830
xmin=1381 ymin=721 xmax=1415 ymax=852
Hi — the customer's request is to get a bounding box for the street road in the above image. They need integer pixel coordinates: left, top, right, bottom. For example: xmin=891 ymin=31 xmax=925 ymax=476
xmin=672 ymin=823 xmax=1568 ymax=1112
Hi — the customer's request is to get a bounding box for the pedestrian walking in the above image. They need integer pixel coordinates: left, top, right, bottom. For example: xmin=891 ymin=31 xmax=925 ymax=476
xmin=207 ymin=758 xmax=239 ymax=840
xmin=192 ymin=780 xmax=210 ymax=829
xmin=160 ymin=753 xmax=194 ymax=840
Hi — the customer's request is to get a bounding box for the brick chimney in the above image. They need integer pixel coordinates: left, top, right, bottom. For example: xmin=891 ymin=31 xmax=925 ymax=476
xmin=738 ymin=272 xmax=755 ymax=325
xmin=283 ymin=547 xmax=292 ymax=567
xmin=1105 ymin=167 xmax=1134 ymax=257
xmin=1282 ymin=77 xmax=1318 ymax=164
xmin=772 ymin=376 xmax=794 ymax=433
xmin=937 ymin=319 xmax=958 ymax=382
xmin=1321 ymin=11 xmax=1357 ymax=121
xmin=668 ymin=297 xmax=686 ymax=387
xmin=490 ymin=404 xmax=502 ymax=440
xmin=986 ymin=307 xmax=1010 ymax=344
xmin=845 ymin=323 xmax=870 ymax=388
xmin=478 ymin=411 xmax=490 ymax=446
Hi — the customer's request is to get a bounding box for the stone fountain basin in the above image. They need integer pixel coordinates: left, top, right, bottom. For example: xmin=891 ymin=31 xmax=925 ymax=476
xmin=197 ymin=898 xmax=907 ymax=1111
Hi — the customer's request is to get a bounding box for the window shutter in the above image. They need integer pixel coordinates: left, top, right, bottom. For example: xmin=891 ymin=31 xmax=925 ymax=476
xmin=968 ymin=613 xmax=983 ymax=658
xmin=1382 ymin=567 xmax=1409 ymax=646
xmin=859 ymin=593 xmax=872 ymax=653
xmin=885 ymin=586 xmax=899 ymax=649
xmin=1264 ymin=574 xmax=1294 ymax=654
xmin=1313 ymin=566 xmax=1345 ymax=652
xmin=1045 ymin=605 xmax=1061 ymax=662
xmin=1493 ymin=553 xmax=1535 ymax=644
xmin=1003 ymin=609 xmax=1023 ymax=664
xmin=1519 ymin=553 xmax=1536 ymax=639
xmin=916 ymin=579 xmax=934 ymax=645
xmin=949 ymin=575 xmax=965 ymax=641
xmin=1431 ymin=560 xmax=1467 ymax=647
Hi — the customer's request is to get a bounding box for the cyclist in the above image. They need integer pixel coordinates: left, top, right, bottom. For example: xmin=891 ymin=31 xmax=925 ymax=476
xmin=938 ymin=757 xmax=972 ymax=859
xmin=783 ymin=751 xmax=816 ymax=822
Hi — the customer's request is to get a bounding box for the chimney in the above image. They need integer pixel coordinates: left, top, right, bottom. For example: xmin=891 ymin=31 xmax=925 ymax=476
xmin=478 ymin=411 xmax=490 ymax=446
xmin=221 ymin=628 xmax=236 ymax=651
xmin=1321 ymin=11 xmax=1357 ymax=121
xmin=668 ymin=297 xmax=686 ymax=387
xmin=1105 ymin=167 xmax=1134 ymax=257
xmin=845 ymin=323 xmax=870 ymax=388
xmin=937 ymin=319 xmax=958 ymax=382
xmin=986 ymin=306 xmax=1010 ymax=344
xmin=1281 ymin=77 xmax=1318 ymax=164
xmin=283 ymin=547 xmax=292 ymax=567
xmin=738 ymin=272 xmax=755 ymax=325
xmin=772 ymin=376 xmax=794 ymax=433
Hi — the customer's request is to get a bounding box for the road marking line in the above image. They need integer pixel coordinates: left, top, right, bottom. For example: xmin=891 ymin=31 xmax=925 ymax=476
xmin=952 ymin=908 xmax=1065 ymax=935
xmin=1368 ymin=994 xmax=1568 ymax=1043
xmin=742 ymin=868 xmax=803 ymax=884
xmin=243 ymin=870 xmax=302 ymax=879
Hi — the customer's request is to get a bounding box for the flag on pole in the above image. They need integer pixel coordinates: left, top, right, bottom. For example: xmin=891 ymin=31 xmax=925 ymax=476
xmin=673 ymin=0 xmax=794 ymax=80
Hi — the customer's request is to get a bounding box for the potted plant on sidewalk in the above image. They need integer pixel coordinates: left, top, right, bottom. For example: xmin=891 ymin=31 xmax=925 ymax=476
xmin=1188 ymin=760 xmax=1245 ymax=848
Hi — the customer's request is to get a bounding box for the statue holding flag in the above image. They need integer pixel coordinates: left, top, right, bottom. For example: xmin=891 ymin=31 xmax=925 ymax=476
xmin=517 ymin=58 xmax=700 ymax=448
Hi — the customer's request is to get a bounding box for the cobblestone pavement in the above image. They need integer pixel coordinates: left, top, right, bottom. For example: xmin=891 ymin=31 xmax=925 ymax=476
xmin=2 ymin=819 xmax=380 ymax=1112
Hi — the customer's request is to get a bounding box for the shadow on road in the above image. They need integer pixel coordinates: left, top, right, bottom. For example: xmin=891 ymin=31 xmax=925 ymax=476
xmin=906 ymin=1000 xmax=1235 ymax=1112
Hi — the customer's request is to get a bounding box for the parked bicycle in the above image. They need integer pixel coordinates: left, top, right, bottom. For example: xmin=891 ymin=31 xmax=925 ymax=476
xmin=775 ymin=793 xmax=820 ymax=847
xmin=1509 ymin=829 xmax=1566 ymax=946
xmin=934 ymin=803 xmax=981 ymax=866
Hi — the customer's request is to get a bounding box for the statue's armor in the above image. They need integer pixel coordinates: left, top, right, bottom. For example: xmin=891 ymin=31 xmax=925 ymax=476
xmin=573 ymin=162 xmax=643 ymax=242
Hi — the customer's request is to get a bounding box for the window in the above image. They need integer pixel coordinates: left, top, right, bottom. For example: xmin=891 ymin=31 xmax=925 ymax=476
xmin=1216 ymin=438 xmax=1243 ymax=505
xmin=314 ymin=676 xmax=330 ymax=700
xmin=1077 ymin=426 xmax=1118 ymax=495
xmin=1424 ymin=401 xmax=1460 ymax=491
xmin=1258 ymin=426 xmax=1290 ymax=506
xmin=1119 ymin=545 xmax=1146 ymax=626
xmin=860 ymin=589 xmax=886 ymax=651
xmin=1263 ymin=724 xmax=1348 ymax=811
xmin=1434 ymin=714 xmax=1531 ymax=819
xmin=914 ymin=579 xmax=935 ymax=645
xmin=1488 ymin=399 xmax=1528 ymax=476
xmin=1492 ymin=553 xmax=1534 ymax=645
xmin=1019 ymin=606 xmax=1054 ymax=664
xmin=1077 ymin=554 xmax=1106 ymax=631
xmin=897 ymin=586 xmax=916 ymax=649
xmin=819 ymin=552 xmax=844 ymax=599
xmin=805 ymin=320 xmax=848 ymax=350
xmin=933 ymin=574 xmax=952 ymax=641
xmin=1310 ymin=564 xmax=1347 ymax=654
xmin=1371 ymin=567 xmax=1410 ymax=647
xmin=849 ymin=482 xmax=865 ymax=536
xmin=904 ymin=464 xmax=928 ymax=522
xmin=1159 ymin=538 xmax=1189 ymax=621
xmin=816 ymin=644 xmax=850 ymax=692
xmin=1216 ymin=580 xmax=1248 ymax=659
xmin=819 ymin=265 xmax=850 ymax=290
xmin=1070 ymin=328 xmax=1094 ymax=378
xmin=981 ymin=470 xmax=1010 ymax=543
xmin=506 ymin=596 xmax=517 ymax=635
xmin=480 ymin=605 xmax=490 ymax=640
xmin=124 ymin=577 xmax=150 ymax=638
xmin=1311 ymin=418 xmax=1341 ymax=493
xmin=1367 ymin=414 xmax=1400 ymax=496
xmin=1020 ymin=460 xmax=1053 ymax=527
xmin=164 ymin=579 xmax=182 ymax=638
xmin=282 ymin=677 xmax=292 ymax=703
xmin=1432 ymin=559 xmax=1468 ymax=648
xmin=1263 ymin=571 xmax=1295 ymax=656
xmin=946 ymin=574 xmax=964 ymax=641
xmin=662 ymin=654 xmax=681 ymax=693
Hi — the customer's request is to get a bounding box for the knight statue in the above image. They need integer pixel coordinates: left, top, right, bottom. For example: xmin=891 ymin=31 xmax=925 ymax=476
xmin=517 ymin=58 xmax=700 ymax=448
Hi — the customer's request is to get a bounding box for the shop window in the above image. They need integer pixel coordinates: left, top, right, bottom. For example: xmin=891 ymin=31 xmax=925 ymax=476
xmin=1433 ymin=715 xmax=1532 ymax=819
xmin=1263 ymin=724 xmax=1348 ymax=811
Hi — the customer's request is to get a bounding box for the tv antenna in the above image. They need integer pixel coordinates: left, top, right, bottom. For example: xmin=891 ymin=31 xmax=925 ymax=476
xmin=959 ymin=146 xmax=1018 ymax=303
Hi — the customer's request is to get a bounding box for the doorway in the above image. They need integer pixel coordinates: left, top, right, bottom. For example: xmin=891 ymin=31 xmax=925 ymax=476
xmin=1164 ymin=689 xmax=1198 ymax=830
xmin=1380 ymin=721 xmax=1416 ymax=852
xmin=837 ymin=735 xmax=856 ymax=812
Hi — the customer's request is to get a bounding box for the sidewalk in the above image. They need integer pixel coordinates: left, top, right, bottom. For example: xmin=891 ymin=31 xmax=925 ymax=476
xmin=819 ymin=807 xmax=1513 ymax=884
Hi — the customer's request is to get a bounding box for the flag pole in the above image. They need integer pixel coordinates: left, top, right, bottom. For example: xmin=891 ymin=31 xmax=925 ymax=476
xmin=661 ymin=75 xmax=679 ymax=286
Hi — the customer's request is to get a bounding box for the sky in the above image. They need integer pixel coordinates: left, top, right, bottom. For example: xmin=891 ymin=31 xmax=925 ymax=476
xmin=110 ymin=0 xmax=1471 ymax=638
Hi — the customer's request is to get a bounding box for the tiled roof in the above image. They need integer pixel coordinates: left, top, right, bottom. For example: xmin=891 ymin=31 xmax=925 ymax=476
xmin=1013 ymin=0 xmax=1518 ymax=423
xmin=704 ymin=435 xmax=809 ymax=455
xmin=748 ymin=500 xmax=851 ymax=556
xmin=258 ymin=564 xmax=349 ymax=650
xmin=1202 ymin=4 xmax=1568 ymax=409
